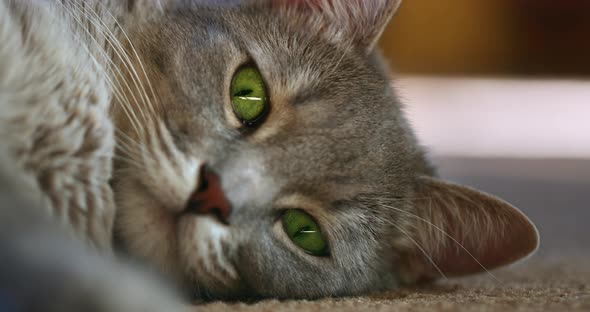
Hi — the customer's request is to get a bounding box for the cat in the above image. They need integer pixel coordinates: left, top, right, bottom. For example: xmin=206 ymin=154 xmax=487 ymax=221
xmin=0 ymin=0 xmax=539 ymax=308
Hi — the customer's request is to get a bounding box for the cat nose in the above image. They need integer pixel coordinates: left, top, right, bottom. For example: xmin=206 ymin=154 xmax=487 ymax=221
xmin=186 ymin=164 xmax=232 ymax=224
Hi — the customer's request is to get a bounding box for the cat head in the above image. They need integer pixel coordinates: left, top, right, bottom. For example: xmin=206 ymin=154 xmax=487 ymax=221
xmin=110 ymin=0 xmax=539 ymax=299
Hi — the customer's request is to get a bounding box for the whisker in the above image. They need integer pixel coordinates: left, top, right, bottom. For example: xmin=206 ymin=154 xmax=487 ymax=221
xmin=115 ymin=136 xmax=142 ymax=159
xmin=114 ymin=131 xmax=147 ymax=167
xmin=386 ymin=219 xmax=447 ymax=280
xmin=64 ymin=0 xmax=149 ymax=130
xmin=112 ymin=154 xmax=143 ymax=169
xmin=56 ymin=0 xmax=145 ymax=137
xmin=329 ymin=40 xmax=354 ymax=77
xmin=69 ymin=0 xmax=157 ymax=121
xmin=144 ymin=120 xmax=180 ymax=177
xmin=94 ymin=0 xmax=162 ymax=116
xmin=115 ymin=128 xmax=144 ymax=150
xmin=372 ymin=199 xmax=498 ymax=281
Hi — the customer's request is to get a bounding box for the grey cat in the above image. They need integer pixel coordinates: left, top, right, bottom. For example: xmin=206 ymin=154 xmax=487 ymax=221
xmin=0 ymin=0 xmax=539 ymax=308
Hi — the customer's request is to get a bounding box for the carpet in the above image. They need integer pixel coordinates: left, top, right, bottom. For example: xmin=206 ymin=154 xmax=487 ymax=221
xmin=196 ymin=158 xmax=590 ymax=312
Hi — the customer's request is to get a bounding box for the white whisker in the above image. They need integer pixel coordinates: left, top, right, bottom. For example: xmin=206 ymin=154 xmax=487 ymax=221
xmin=69 ymin=0 xmax=156 ymax=121
xmin=115 ymin=134 xmax=142 ymax=158
xmin=94 ymin=0 xmax=162 ymax=116
xmin=387 ymin=219 xmax=447 ymax=280
xmin=56 ymin=0 xmax=145 ymax=137
xmin=64 ymin=0 xmax=148 ymax=128
xmin=113 ymin=154 xmax=143 ymax=169
xmin=361 ymin=194 xmax=498 ymax=281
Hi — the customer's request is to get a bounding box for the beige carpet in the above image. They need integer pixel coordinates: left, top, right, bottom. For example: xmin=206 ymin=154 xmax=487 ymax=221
xmin=196 ymin=158 xmax=590 ymax=312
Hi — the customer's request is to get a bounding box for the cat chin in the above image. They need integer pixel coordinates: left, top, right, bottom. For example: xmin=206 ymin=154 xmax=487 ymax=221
xmin=177 ymin=215 xmax=241 ymax=297
xmin=117 ymin=189 xmax=242 ymax=297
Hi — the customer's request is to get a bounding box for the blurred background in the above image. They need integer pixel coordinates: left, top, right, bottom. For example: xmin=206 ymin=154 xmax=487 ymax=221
xmin=380 ymin=0 xmax=590 ymax=76
xmin=376 ymin=0 xmax=589 ymax=257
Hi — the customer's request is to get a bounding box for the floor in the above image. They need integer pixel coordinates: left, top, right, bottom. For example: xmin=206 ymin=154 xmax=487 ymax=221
xmin=196 ymin=157 xmax=590 ymax=312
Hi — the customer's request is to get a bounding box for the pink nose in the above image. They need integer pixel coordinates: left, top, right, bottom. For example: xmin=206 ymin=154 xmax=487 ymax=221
xmin=187 ymin=165 xmax=232 ymax=224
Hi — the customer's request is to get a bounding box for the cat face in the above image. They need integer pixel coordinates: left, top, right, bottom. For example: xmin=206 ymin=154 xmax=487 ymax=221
xmin=111 ymin=0 xmax=539 ymax=300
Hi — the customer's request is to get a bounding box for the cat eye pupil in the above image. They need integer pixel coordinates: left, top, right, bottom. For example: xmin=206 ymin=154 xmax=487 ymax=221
xmin=230 ymin=66 xmax=268 ymax=125
xmin=294 ymin=226 xmax=312 ymax=238
xmin=299 ymin=226 xmax=314 ymax=233
xmin=281 ymin=210 xmax=328 ymax=257
xmin=234 ymin=89 xmax=253 ymax=97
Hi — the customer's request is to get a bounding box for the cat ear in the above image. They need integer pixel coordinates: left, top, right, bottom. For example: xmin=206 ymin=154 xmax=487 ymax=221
xmin=270 ymin=0 xmax=402 ymax=53
xmin=396 ymin=176 xmax=539 ymax=283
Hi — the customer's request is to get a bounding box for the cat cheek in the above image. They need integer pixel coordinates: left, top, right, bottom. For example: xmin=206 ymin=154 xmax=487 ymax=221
xmin=178 ymin=215 xmax=239 ymax=292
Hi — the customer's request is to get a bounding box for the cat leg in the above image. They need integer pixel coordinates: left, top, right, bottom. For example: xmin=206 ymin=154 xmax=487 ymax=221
xmin=0 ymin=167 xmax=183 ymax=312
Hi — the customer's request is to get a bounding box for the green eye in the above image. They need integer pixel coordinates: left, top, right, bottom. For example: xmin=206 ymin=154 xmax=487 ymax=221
xmin=281 ymin=210 xmax=329 ymax=256
xmin=230 ymin=66 xmax=268 ymax=124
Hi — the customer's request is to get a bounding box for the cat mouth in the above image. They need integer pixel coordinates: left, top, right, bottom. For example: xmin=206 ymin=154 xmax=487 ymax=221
xmin=177 ymin=215 xmax=241 ymax=298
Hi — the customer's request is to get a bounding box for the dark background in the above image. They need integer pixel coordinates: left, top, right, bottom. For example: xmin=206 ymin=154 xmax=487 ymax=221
xmin=379 ymin=0 xmax=590 ymax=77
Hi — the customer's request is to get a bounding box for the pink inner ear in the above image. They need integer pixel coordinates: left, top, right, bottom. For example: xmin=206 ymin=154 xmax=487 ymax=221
xmin=434 ymin=206 xmax=539 ymax=277
xmin=407 ymin=177 xmax=539 ymax=281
